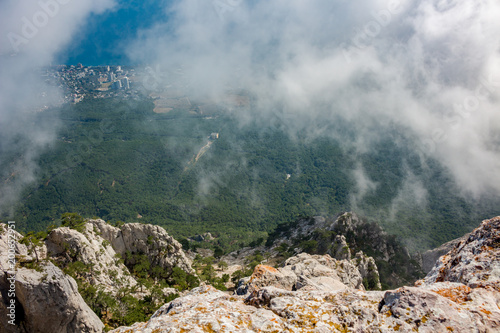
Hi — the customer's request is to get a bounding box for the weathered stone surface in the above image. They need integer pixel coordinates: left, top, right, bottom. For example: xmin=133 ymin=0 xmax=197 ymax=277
xmin=111 ymin=281 xmax=500 ymax=333
xmin=115 ymin=283 xmax=498 ymax=332
xmin=421 ymin=233 xmax=469 ymax=273
xmin=236 ymin=253 xmax=363 ymax=295
xmin=282 ymin=253 xmax=363 ymax=290
xmin=419 ymin=281 xmax=500 ymax=329
xmin=46 ymin=224 xmax=137 ymax=295
xmin=91 ymin=219 xmax=193 ymax=274
xmin=110 ymin=285 xmax=286 ymax=333
xmin=236 ymin=264 xmax=296 ymax=295
xmin=108 ymin=216 xmax=500 ymax=333
xmin=0 ymin=224 xmax=103 ymax=333
xmin=419 ymin=216 xmax=500 ymax=290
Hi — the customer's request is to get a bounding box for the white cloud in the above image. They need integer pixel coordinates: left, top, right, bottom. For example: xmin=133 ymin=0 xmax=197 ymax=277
xmin=129 ymin=0 xmax=500 ymax=197
xmin=0 ymin=0 xmax=117 ymax=214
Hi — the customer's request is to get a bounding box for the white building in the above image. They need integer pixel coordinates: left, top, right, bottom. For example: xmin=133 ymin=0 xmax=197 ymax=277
xmin=121 ymin=77 xmax=130 ymax=89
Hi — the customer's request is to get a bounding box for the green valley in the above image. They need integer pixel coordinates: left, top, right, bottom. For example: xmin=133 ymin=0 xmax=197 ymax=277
xmin=8 ymin=96 xmax=500 ymax=252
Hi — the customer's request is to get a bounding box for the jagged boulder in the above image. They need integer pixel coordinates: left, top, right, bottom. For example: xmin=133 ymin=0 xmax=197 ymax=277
xmin=353 ymin=251 xmax=382 ymax=290
xmin=90 ymin=219 xmax=192 ymax=274
xmin=235 ymin=265 xmax=296 ymax=295
xmin=236 ymin=253 xmax=363 ymax=295
xmin=0 ymin=224 xmax=103 ymax=333
xmin=420 ymin=233 xmax=470 ymax=273
xmin=46 ymin=224 xmax=137 ymax=295
xmin=419 ymin=216 xmax=500 ymax=290
xmin=283 ymin=253 xmax=364 ymax=290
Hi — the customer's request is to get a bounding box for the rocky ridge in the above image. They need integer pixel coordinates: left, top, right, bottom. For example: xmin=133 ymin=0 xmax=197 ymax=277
xmin=223 ymin=212 xmax=419 ymax=289
xmin=112 ymin=216 xmax=500 ymax=332
xmin=0 ymin=225 xmax=104 ymax=333
xmin=46 ymin=223 xmax=138 ymax=296
xmin=90 ymin=219 xmax=193 ymax=275
xmin=0 ymin=219 xmax=192 ymax=332
xmin=420 ymin=232 xmax=470 ymax=273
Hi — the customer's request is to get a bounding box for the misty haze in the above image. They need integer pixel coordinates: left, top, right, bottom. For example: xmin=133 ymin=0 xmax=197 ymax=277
xmin=1 ymin=0 xmax=500 ymax=332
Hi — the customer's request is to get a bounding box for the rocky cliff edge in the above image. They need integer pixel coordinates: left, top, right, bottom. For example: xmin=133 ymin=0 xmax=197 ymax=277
xmin=112 ymin=216 xmax=500 ymax=332
xmin=0 ymin=219 xmax=193 ymax=333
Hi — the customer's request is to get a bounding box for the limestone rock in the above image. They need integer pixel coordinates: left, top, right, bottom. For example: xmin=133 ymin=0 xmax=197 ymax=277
xmin=110 ymin=285 xmax=286 ymax=333
xmin=419 ymin=216 xmax=500 ymax=289
xmin=106 ymin=216 xmax=500 ymax=333
xmin=235 ymin=265 xmax=296 ymax=295
xmin=111 ymin=280 xmax=500 ymax=333
xmin=46 ymin=224 xmax=137 ymax=295
xmin=330 ymin=234 xmax=351 ymax=260
xmin=282 ymin=253 xmax=363 ymax=290
xmin=421 ymin=233 xmax=469 ymax=273
xmin=380 ymin=286 xmax=481 ymax=332
xmin=332 ymin=212 xmax=392 ymax=261
xmin=90 ymin=219 xmax=192 ymax=274
xmin=236 ymin=253 xmax=363 ymax=295
xmin=265 ymin=212 xmax=422 ymax=288
xmin=1 ymin=219 xmax=195 ymax=332
xmin=0 ymin=224 xmax=103 ymax=333
xmin=353 ymin=251 xmax=382 ymax=290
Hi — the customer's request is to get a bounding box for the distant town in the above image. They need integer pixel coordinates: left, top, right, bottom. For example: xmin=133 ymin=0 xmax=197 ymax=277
xmin=38 ymin=63 xmax=250 ymax=116
xmin=41 ymin=64 xmax=144 ymax=105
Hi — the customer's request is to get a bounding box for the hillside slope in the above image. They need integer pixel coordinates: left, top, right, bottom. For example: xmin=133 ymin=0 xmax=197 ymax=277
xmin=8 ymin=97 xmax=500 ymax=252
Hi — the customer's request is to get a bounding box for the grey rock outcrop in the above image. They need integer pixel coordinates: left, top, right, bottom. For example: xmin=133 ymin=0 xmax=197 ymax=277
xmin=0 ymin=224 xmax=103 ymax=333
xmin=331 ymin=234 xmax=351 ymax=260
xmin=111 ymin=285 xmax=286 ymax=333
xmin=265 ymin=212 xmax=423 ymax=288
xmin=1 ymin=219 xmax=194 ymax=332
xmin=236 ymin=253 xmax=364 ymax=295
xmin=46 ymin=224 xmax=137 ymax=295
xmin=283 ymin=253 xmax=364 ymax=290
xmin=418 ymin=216 xmax=500 ymax=289
xmin=90 ymin=219 xmax=192 ymax=274
xmin=110 ymin=216 xmax=500 ymax=333
xmin=420 ymin=233 xmax=470 ymax=273
xmin=353 ymin=251 xmax=382 ymax=290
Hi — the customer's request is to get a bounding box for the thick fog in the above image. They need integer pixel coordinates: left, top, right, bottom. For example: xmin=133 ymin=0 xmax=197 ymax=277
xmin=0 ymin=0 xmax=117 ymax=214
xmin=1 ymin=0 xmax=499 ymax=222
xmin=128 ymin=0 xmax=500 ymax=200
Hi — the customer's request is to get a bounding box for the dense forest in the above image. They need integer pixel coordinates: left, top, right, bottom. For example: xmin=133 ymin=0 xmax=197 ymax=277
xmin=6 ymin=96 xmax=500 ymax=252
